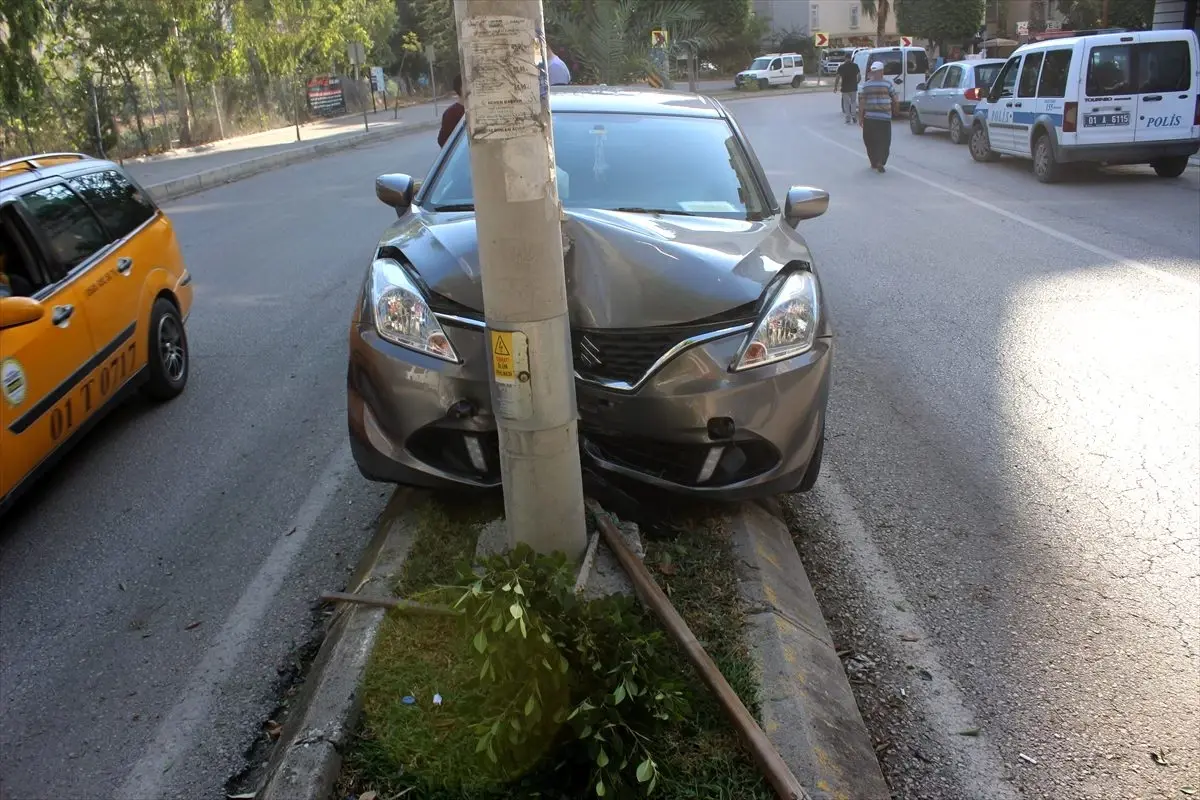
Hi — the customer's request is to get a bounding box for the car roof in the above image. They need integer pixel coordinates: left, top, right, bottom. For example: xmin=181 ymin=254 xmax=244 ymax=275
xmin=0 ymin=153 xmax=120 ymax=198
xmin=548 ymin=85 xmax=725 ymax=118
xmin=954 ymin=58 xmax=1007 ymax=67
xmin=1014 ymin=28 xmax=1196 ymax=54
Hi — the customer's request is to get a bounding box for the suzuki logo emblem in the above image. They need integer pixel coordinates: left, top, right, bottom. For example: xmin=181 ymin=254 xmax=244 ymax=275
xmin=578 ymin=336 xmax=603 ymax=368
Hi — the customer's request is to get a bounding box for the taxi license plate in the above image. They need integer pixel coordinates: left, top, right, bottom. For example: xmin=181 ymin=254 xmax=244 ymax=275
xmin=1083 ymin=113 xmax=1130 ymax=127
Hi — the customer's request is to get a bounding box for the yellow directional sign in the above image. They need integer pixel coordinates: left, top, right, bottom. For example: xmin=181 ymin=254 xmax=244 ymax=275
xmin=813 ymin=31 xmax=829 ymax=48
xmin=651 ymin=29 xmax=669 ymax=48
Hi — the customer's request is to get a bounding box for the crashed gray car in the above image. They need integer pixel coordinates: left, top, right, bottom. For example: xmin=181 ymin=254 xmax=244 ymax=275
xmin=348 ymin=87 xmax=833 ymax=501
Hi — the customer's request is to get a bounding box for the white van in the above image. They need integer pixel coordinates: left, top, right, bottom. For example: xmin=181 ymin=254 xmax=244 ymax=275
xmin=853 ymin=46 xmax=930 ymax=109
xmin=968 ymin=29 xmax=1200 ymax=181
xmin=735 ymin=53 xmax=806 ymax=90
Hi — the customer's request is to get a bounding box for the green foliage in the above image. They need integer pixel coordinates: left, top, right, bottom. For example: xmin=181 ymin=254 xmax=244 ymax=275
xmin=0 ymin=0 xmax=50 ymax=112
xmin=1057 ymin=0 xmax=1157 ymax=29
xmin=895 ymin=0 xmax=986 ymax=44
xmin=859 ymin=0 xmax=892 ymax=44
xmin=455 ymin=544 xmax=691 ymax=797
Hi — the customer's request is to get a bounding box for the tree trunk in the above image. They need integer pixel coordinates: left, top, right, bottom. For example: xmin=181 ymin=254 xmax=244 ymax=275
xmin=174 ymin=70 xmax=192 ymax=146
xmin=122 ymin=65 xmax=151 ymax=154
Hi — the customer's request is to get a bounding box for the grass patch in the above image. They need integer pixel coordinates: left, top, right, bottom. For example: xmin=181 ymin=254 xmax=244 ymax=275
xmin=340 ymin=496 xmax=770 ymax=800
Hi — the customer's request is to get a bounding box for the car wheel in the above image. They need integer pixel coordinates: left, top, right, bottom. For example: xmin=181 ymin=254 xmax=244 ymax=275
xmin=949 ymin=113 xmax=965 ymax=144
xmin=794 ymin=428 xmax=825 ymax=493
xmin=758 ymin=78 xmax=769 ymax=90
xmin=1151 ymin=156 xmax=1189 ymax=178
xmin=791 ymin=75 xmax=803 ymax=88
xmin=142 ymin=297 xmax=189 ymax=401
xmin=909 ymin=107 xmax=926 ymax=134
xmin=970 ymin=124 xmax=1000 ymax=162
xmin=1033 ymin=133 xmax=1062 ymax=184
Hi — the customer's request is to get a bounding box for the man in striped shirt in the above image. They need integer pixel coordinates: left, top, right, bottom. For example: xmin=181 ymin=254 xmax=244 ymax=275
xmin=858 ymin=61 xmax=899 ymax=173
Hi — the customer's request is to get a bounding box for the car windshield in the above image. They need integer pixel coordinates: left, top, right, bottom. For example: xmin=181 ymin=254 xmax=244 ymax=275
xmin=423 ymin=111 xmax=769 ymax=220
xmin=974 ymin=63 xmax=1003 ymax=89
xmin=749 ymin=58 xmax=771 ymax=70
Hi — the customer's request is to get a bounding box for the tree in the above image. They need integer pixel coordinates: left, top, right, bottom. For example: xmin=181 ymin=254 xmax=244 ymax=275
xmin=894 ymin=0 xmax=985 ymax=47
xmin=1 ymin=0 xmax=51 ymax=146
xmin=1057 ymin=0 xmax=1156 ymax=28
xmin=859 ymin=0 xmax=891 ymax=46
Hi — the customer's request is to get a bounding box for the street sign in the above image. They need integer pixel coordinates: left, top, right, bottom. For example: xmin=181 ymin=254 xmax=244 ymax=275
xmin=651 ymin=29 xmax=668 ymax=48
xmin=347 ymin=41 xmax=366 ymax=65
xmin=425 ymin=44 xmax=435 ymax=64
xmin=813 ymin=31 xmax=829 ymax=48
xmin=899 ymin=35 xmax=913 ymax=47
xmin=369 ymin=66 xmax=386 ymax=92
xmin=1016 ymin=21 xmax=1030 ymax=35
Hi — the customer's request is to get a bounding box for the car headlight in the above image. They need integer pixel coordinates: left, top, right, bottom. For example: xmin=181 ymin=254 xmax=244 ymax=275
xmin=732 ymin=270 xmax=820 ymax=371
xmin=369 ymin=257 xmax=459 ymax=363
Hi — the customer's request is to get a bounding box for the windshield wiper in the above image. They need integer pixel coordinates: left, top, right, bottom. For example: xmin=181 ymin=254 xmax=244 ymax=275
xmin=430 ymin=203 xmax=475 ymax=211
xmin=611 ymin=207 xmax=699 ymax=216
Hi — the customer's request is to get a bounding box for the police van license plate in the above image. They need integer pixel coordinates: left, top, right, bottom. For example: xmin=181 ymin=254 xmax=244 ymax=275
xmin=1083 ymin=112 xmax=1130 ymax=127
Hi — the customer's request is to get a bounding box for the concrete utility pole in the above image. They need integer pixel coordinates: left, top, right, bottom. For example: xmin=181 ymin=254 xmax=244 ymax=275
xmin=452 ymin=0 xmax=588 ymax=560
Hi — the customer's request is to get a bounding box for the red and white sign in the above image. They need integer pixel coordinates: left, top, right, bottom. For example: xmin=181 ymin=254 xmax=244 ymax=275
xmin=813 ymin=32 xmax=829 ymax=47
xmin=899 ymin=35 xmax=913 ymax=47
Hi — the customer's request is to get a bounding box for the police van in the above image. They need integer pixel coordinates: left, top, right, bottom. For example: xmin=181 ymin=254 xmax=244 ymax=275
xmin=853 ymin=45 xmax=930 ymax=109
xmin=968 ymin=28 xmax=1200 ymax=182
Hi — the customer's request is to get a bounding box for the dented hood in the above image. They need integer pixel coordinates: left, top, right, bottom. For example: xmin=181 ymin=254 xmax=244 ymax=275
xmin=376 ymin=207 xmax=813 ymax=328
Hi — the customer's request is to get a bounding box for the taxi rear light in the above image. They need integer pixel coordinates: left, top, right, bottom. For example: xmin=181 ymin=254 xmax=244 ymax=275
xmin=1063 ymin=101 xmax=1078 ymax=133
xmin=964 ymin=87 xmax=983 ymax=101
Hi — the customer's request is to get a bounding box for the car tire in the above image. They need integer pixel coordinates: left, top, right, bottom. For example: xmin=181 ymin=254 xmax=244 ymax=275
xmin=791 ymin=75 xmax=803 ymax=88
xmin=142 ymin=297 xmax=189 ymax=402
xmin=949 ymin=113 xmax=965 ymax=144
xmin=794 ymin=428 xmax=825 ymax=493
xmin=1033 ymin=133 xmax=1061 ymax=184
xmin=1151 ymin=156 xmax=1189 ymax=178
xmin=970 ymin=124 xmax=1000 ymax=162
xmin=758 ymin=78 xmax=769 ymax=90
xmin=909 ymin=107 xmax=926 ymax=134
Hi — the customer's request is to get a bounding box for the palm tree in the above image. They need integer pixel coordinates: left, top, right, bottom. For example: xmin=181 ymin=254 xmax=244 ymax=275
xmin=859 ymin=0 xmax=891 ymax=46
xmin=545 ymin=0 xmax=721 ymax=86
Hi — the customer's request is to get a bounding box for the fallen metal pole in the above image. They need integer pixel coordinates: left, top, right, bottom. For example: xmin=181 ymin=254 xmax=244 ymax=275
xmin=587 ymin=499 xmax=812 ymax=800
xmin=319 ymin=591 xmax=461 ymax=617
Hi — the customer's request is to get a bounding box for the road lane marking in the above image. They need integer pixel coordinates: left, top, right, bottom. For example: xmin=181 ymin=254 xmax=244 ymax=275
xmin=118 ymin=443 xmax=355 ymax=800
xmin=812 ymin=469 xmax=1021 ymax=800
xmin=804 ymin=129 xmax=1200 ymax=294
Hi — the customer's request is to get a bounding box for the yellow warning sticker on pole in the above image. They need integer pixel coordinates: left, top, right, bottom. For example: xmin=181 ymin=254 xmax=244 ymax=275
xmin=492 ymin=331 xmax=514 ymax=381
xmin=489 ymin=329 xmax=532 ymax=420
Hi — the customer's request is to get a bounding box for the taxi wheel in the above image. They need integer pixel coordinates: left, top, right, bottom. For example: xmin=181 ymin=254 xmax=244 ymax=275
xmin=143 ymin=298 xmax=188 ymax=402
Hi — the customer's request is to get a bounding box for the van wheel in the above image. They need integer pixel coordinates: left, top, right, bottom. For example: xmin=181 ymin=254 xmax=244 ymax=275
xmin=970 ymin=124 xmax=1000 ymax=162
xmin=791 ymin=75 xmax=803 ymax=88
xmin=909 ymin=108 xmax=926 ymax=134
xmin=758 ymin=78 xmax=769 ymax=90
xmin=949 ymin=113 xmax=965 ymax=144
xmin=1033 ymin=134 xmax=1062 ymax=183
xmin=1151 ymin=156 xmax=1189 ymax=178
xmin=142 ymin=298 xmax=189 ymax=401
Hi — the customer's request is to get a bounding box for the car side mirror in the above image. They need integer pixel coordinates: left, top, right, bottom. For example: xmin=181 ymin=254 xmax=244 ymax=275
xmin=0 ymin=296 xmax=45 ymax=331
xmin=917 ymin=82 xmax=927 ymax=91
xmin=783 ymin=186 xmax=830 ymax=227
xmin=376 ymin=173 xmax=415 ymax=212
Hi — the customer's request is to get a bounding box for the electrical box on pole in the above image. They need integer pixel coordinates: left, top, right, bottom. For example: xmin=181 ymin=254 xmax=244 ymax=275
xmin=451 ymin=0 xmax=588 ymax=559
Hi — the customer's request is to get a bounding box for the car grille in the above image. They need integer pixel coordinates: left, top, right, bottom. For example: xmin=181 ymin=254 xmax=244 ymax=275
xmin=583 ymin=432 xmax=779 ymax=487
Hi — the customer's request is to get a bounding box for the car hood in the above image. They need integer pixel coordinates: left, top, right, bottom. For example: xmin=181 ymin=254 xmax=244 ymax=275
xmin=376 ymin=207 xmax=811 ymax=328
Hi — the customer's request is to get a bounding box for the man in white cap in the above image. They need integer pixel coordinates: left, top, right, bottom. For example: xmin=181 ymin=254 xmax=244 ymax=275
xmin=857 ymin=60 xmax=899 ymax=172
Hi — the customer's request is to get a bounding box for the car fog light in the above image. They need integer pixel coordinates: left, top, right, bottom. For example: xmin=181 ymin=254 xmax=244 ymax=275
xmin=464 ymin=435 xmax=488 ymax=472
xmin=697 ymin=446 xmax=725 ymax=484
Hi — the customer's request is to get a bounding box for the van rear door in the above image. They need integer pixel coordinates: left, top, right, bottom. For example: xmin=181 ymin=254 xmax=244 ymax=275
xmin=1079 ymin=38 xmax=1137 ymax=146
xmin=1132 ymin=31 xmax=1198 ymax=143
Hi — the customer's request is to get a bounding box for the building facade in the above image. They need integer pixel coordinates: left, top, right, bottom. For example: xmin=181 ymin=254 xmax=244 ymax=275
xmin=752 ymin=0 xmax=898 ymax=46
xmin=1152 ymin=0 xmax=1199 ymax=30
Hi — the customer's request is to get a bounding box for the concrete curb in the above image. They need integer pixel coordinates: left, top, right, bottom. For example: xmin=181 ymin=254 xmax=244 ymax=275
xmin=707 ymin=85 xmax=835 ymax=102
xmin=255 ymin=488 xmax=417 ymax=800
xmin=730 ymin=500 xmax=890 ymax=800
xmin=144 ymin=119 xmax=441 ymax=204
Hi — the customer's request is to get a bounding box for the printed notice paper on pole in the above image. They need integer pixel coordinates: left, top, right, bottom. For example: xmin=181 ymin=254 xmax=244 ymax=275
xmin=460 ymin=15 xmax=542 ymax=141
xmin=490 ymin=330 xmax=533 ymax=420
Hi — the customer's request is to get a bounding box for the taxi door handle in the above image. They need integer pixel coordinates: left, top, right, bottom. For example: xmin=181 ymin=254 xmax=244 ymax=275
xmin=1142 ymin=95 xmax=1162 ymax=101
xmin=1013 ymin=102 xmax=1023 ymax=107
xmin=52 ymin=305 xmax=74 ymax=326
xmin=116 ymin=257 xmax=133 ymax=275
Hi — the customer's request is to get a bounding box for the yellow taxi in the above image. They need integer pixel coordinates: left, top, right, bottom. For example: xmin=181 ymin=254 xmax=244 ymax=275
xmin=0 ymin=153 xmax=193 ymax=514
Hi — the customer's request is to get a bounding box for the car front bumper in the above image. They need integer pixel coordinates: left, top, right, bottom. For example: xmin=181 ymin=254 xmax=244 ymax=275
xmin=348 ymin=319 xmax=831 ymax=502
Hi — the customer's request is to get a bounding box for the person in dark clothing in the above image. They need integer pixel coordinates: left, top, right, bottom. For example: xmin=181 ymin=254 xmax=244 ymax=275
xmin=437 ymin=75 xmax=464 ymax=147
xmin=834 ymin=59 xmax=861 ymax=124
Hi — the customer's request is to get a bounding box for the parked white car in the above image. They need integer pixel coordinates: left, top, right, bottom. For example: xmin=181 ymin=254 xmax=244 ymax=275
xmin=969 ymin=28 xmax=1200 ymax=181
xmin=853 ymin=46 xmax=930 ymax=109
xmin=735 ymin=53 xmax=806 ymax=89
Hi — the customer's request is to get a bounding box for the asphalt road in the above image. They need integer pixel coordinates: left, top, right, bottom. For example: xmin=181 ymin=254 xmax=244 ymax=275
xmin=0 ymin=133 xmax=446 ymax=800
xmin=724 ymin=93 xmax=1199 ymax=798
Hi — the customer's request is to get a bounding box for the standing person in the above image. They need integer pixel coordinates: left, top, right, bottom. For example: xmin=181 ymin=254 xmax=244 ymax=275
xmin=437 ymin=75 xmax=464 ymax=147
xmin=546 ymin=44 xmax=571 ymax=85
xmin=834 ymin=58 xmax=861 ymax=124
xmin=858 ymin=61 xmax=898 ymax=173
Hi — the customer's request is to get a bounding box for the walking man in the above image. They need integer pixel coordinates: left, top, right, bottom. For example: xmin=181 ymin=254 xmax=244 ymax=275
xmin=858 ymin=61 xmax=898 ymax=173
xmin=835 ymin=58 xmax=860 ymax=124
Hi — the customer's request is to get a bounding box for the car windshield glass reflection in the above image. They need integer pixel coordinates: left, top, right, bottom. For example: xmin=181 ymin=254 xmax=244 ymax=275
xmin=424 ymin=112 xmax=769 ymax=220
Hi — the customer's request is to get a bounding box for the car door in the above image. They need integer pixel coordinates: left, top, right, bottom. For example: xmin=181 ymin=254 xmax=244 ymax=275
xmin=1012 ymin=50 xmax=1045 ymax=156
xmin=769 ymin=57 xmax=784 ymax=84
xmin=1132 ymin=34 xmax=1196 ymax=143
xmin=67 ymin=169 xmax=160 ymax=370
xmin=986 ymin=55 xmax=1024 ymax=152
xmin=0 ymin=202 xmax=99 ymax=501
xmin=903 ymin=48 xmax=930 ymax=105
xmin=1080 ymin=40 xmax=1136 ymax=146
xmin=916 ymin=65 xmax=949 ymax=121
xmin=940 ymin=64 xmax=965 ymax=120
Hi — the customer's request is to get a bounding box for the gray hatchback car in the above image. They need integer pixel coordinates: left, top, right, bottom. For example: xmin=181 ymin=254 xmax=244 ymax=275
xmin=348 ymin=87 xmax=833 ymax=501
xmin=909 ymin=58 xmax=1006 ymax=144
